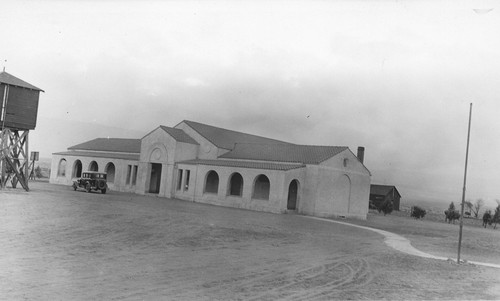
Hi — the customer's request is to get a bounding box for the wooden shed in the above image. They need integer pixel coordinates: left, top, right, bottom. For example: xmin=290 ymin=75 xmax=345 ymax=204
xmin=369 ymin=184 xmax=401 ymax=211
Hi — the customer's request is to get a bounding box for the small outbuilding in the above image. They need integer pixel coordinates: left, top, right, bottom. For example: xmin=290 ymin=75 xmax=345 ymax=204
xmin=51 ymin=120 xmax=372 ymax=219
xmin=369 ymin=184 xmax=401 ymax=211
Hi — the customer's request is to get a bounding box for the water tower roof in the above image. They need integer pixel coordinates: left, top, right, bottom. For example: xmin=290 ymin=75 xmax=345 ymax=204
xmin=0 ymin=71 xmax=44 ymax=92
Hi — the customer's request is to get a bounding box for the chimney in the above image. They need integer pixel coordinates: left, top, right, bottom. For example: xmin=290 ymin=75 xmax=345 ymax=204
xmin=357 ymin=146 xmax=365 ymax=164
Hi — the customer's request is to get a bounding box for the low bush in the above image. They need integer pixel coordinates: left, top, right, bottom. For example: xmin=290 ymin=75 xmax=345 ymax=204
xmin=377 ymin=199 xmax=394 ymax=216
xmin=411 ymin=206 xmax=426 ymax=219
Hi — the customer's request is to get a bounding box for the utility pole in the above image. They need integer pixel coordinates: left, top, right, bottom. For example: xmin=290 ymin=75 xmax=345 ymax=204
xmin=458 ymin=103 xmax=472 ymax=264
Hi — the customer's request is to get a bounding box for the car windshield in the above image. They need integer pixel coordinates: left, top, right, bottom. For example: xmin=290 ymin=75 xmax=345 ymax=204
xmin=82 ymin=173 xmax=106 ymax=179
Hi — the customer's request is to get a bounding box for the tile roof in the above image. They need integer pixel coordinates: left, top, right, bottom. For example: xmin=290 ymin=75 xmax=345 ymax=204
xmin=370 ymin=185 xmax=401 ymax=197
xmin=159 ymin=126 xmax=199 ymax=145
xmin=53 ymin=150 xmax=139 ymax=161
xmin=0 ymin=71 xmax=44 ymax=91
xmin=178 ymin=159 xmax=305 ymax=171
xmin=181 ymin=120 xmax=291 ymax=150
xmin=219 ymin=143 xmax=348 ymax=164
xmin=68 ymin=138 xmax=141 ymax=153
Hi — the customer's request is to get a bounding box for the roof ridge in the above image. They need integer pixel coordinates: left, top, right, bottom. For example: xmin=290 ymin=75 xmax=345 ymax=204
xmin=233 ymin=143 xmax=347 ymax=148
xmin=183 ymin=120 xmax=292 ymax=148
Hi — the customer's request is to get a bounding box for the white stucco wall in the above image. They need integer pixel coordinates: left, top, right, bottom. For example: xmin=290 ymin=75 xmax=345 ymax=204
xmin=49 ymin=154 xmax=139 ymax=193
xmin=301 ymin=149 xmax=371 ymax=220
xmin=173 ymin=163 xmax=306 ymax=214
xmin=136 ymin=127 xmax=199 ymax=197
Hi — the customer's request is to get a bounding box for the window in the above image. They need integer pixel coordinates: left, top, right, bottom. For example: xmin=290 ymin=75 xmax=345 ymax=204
xmin=228 ymin=173 xmax=243 ymax=196
xmin=184 ymin=170 xmax=191 ymax=191
xmin=253 ymin=174 xmax=270 ymax=200
xmin=132 ymin=165 xmax=138 ymax=185
xmin=204 ymin=170 xmax=219 ymax=194
xmin=126 ymin=165 xmax=132 ymax=185
xmin=177 ymin=169 xmax=183 ymax=190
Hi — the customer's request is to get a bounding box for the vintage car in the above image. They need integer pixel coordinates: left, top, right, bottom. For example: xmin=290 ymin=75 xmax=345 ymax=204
xmin=72 ymin=171 xmax=108 ymax=194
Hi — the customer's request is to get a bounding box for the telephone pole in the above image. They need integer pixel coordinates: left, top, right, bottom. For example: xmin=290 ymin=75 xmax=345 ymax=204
xmin=457 ymin=103 xmax=472 ymax=264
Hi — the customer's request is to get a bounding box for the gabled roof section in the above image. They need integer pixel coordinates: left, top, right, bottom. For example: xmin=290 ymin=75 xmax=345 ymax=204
xmin=180 ymin=120 xmax=292 ymax=150
xmin=0 ymin=71 xmax=44 ymax=92
xmin=68 ymin=138 xmax=141 ymax=153
xmin=178 ymin=159 xmax=305 ymax=171
xmin=219 ymin=143 xmax=348 ymax=164
xmin=370 ymin=185 xmax=401 ymax=198
xmin=159 ymin=126 xmax=199 ymax=145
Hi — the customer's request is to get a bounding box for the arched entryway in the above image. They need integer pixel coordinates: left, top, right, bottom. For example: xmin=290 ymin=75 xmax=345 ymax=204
xmin=204 ymin=170 xmax=219 ymax=194
xmin=89 ymin=161 xmax=98 ymax=172
xmin=228 ymin=172 xmax=243 ymax=196
xmin=287 ymin=179 xmax=299 ymax=210
xmin=253 ymin=174 xmax=270 ymax=200
xmin=105 ymin=162 xmax=116 ymax=184
xmin=335 ymin=175 xmax=351 ymax=214
xmin=57 ymin=159 xmax=67 ymax=177
xmin=72 ymin=160 xmax=82 ymax=178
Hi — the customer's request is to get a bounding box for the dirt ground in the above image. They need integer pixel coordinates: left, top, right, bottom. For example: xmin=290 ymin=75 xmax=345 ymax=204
xmin=1 ymin=182 xmax=499 ymax=300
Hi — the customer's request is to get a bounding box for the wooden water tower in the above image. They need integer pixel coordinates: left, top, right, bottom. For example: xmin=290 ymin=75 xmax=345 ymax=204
xmin=0 ymin=71 xmax=44 ymax=191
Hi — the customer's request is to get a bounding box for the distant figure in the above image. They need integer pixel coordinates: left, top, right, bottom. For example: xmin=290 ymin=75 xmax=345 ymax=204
xmin=482 ymin=211 xmax=492 ymax=228
xmin=444 ymin=209 xmax=460 ymax=224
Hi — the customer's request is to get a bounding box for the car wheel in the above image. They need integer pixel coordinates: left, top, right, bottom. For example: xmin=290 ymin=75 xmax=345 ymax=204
xmin=97 ymin=180 xmax=107 ymax=190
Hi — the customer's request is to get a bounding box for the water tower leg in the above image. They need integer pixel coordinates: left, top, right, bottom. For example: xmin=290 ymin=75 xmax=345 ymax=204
xmin=0 ymin=128 xmax=29 ymax=191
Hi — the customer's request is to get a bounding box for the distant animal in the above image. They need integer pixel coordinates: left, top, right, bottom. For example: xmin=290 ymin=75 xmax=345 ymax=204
xmin=482 ymin=211 xmax=492 ymax=228
xmin=444 ymin=209 xmax=460 ymax=224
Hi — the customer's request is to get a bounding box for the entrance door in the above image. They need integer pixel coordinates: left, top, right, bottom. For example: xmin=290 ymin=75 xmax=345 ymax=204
xmin=149 ymin=163 xmax=162 ymax=193
xmin=287 ymin=180 xmax=299 ymax=210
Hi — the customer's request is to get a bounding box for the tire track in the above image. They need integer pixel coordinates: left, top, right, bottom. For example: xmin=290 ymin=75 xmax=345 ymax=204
xmin=222 ymin=257 xmax=374 ymax=301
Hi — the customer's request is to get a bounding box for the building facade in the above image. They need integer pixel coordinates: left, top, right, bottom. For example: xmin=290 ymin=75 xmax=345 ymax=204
xmin=51 ymin=120 xmax=371 ymax=219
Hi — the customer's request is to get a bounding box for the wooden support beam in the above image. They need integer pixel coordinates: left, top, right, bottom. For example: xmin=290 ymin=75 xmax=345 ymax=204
xmin=0 ymin=128 xmax=30 ymax=191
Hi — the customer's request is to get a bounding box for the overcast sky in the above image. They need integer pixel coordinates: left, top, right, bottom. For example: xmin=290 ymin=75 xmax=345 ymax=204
xmin=1 ymin=0 xmax=499 ymax=208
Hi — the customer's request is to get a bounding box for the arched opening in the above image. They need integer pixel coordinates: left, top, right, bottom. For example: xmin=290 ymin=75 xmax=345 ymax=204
xmin=204 ymin=170 xmax=219 ymax=194
xmin=105 ymin=162 xmax=116 ymax=183
xmin=287 ymin=180 xmax=300 ymax=210
xmin=253 ymin=174 xmax=270 ymax=200
xmin=335 ymin=175 xmax=352 ymax=214
xmin=72 ymin=160 xmax=82 ymax=178
xmin=228 ymin=172 xmax=243 ymax=196
xmin=89 ymin=161 xmax=98 ymax=172
xmin=57 ymin=159 xmax=67 ymax=177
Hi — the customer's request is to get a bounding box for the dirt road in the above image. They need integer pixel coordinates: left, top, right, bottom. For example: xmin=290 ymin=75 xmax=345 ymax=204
xmin=1 ymin=182 xmax=499 ymax=300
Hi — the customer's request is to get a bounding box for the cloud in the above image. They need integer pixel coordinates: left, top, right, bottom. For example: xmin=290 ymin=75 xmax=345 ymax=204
xmin=184 ymin=77 xmax=209 ymax=87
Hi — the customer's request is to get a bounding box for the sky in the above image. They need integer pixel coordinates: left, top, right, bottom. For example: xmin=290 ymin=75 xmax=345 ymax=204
xmin=1 ymin=0 xmax=499 ymax=209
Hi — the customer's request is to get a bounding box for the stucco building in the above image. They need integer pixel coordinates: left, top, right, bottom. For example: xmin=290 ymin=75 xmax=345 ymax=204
xmin=51 ymin=120 xmax=371 ymax=219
